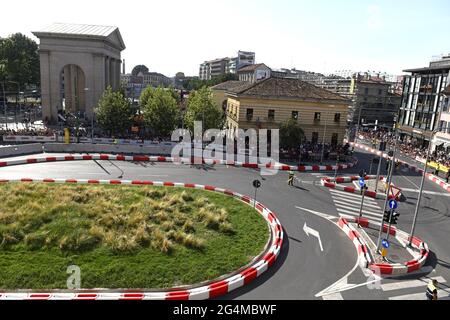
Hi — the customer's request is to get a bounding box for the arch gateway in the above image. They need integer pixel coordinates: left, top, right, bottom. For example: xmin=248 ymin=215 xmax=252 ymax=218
xmin=33 ymin=23 xmax=126 ymax=124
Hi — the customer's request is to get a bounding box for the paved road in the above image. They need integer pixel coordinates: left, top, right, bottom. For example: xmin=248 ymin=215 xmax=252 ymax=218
xmin=0 ymin=150 xmax=449 ymax=300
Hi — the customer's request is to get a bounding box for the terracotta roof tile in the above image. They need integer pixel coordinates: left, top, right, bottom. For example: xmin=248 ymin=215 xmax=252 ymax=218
xmin=228 ymin=77 xmax=349 ymax=102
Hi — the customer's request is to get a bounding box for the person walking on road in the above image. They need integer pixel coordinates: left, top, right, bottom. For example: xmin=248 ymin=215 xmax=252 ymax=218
xmin=287 ymin=171 xmax=295 ymax=187
xmin=446 ymin=170 xmax=449 ymax=183
xmin=426 ymin=279 xmax=439 ymax=300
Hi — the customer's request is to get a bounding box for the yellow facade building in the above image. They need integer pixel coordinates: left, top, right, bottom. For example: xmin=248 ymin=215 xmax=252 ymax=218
xmin=213 ymin=77 xmax=351 ymax=145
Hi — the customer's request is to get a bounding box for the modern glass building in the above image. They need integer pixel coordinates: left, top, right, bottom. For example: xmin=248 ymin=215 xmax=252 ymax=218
xmin=398 ymin=55 xmax=450 ymax=148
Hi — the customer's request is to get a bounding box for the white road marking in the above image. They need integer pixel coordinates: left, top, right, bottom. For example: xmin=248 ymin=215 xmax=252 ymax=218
xmin=332 ymin=197 xmax=380 ymax=209
xmin=321 ymin=292 xmax=344 ymax=300
xmin=334 ymin=204 xmax=382 ymax=216
xmin=303 ymin=222 xmax=324 ymax=252
xmin=336 ymin=208 xmax=381 ymax=220
xmin=400 ymin=188 xmax=450 ymax=197
xmin=398 ymin=174 xmax=420 ymax=189
xmin=381 ymin=277 xmax=446 ymax=292
xmin=329 ymin=189 xmax=380 ymax=202
xmin=389 ymin=290 xmax=450 ymax=300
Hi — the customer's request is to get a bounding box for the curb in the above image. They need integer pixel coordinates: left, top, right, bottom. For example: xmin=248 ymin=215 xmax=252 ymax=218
xmin=320 ymin=175 xmax=402 ymax=200
xmin=0 ymin=178 xmax=284 ymax=300
xmin=0 ymin=153 xmax=358 ymax=173
xmin=338 ymin=217 xmax=429 ymax=276
xmin=347 ymin=141 xmax=450 ymax=193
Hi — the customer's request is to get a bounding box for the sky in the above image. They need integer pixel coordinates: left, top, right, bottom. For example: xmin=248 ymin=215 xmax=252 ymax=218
xmin=1 ymin=0 xmax=449 ymax=77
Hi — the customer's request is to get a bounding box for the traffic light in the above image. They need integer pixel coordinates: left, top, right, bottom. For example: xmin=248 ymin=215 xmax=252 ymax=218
xmin=383 ymin=210 xmax=391 ymax=223
xmin=391 ymin=212 xmax=400 ymax=225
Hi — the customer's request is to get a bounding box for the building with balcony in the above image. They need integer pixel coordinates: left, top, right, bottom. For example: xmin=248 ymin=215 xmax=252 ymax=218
xmin=223 ymin=77 xmax=351 ymax=145
xmin=199 ymin=51 xmax=255 ymax=80
xmin=398 ymin=55 xmax=450 ymax=149
xmin=435 ymin=85 xmax=450 ymax=152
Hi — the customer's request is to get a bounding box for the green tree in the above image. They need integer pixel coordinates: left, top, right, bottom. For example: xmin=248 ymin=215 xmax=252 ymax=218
xmin=142 ymin=87 xmax=180 ymax=138
xmin=184 ymin=87 xmax=224 ymax=132
xmin=139 ymin=86 xmax=155 ymax=109
xmin=280 ymin=119 xmax=305 ymax=150
xmin=95 ymin=87 xmax=134 ymax=136
xmin=0 ymin=33 xmax=40 ymax=90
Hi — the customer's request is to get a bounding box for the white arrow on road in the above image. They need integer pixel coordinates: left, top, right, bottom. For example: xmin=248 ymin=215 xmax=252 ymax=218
xmin=303 ymin=222 xmax=324 ymax=252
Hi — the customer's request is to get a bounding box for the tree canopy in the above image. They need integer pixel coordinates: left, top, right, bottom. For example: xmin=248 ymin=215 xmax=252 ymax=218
xmin=184 ymin=87 xmax=224 ymax=132
xmin=182 ymin=73 xmax=238 ymax=91
xmin=280 ymin=119 xmax=305 ymax=150
xmin=95 ymin=87 xmax=135 ymax=136
xmin=142 ymin=87 xmax=180 ymax=138
xmin=0 ymin=33 xmax=40 ymax=92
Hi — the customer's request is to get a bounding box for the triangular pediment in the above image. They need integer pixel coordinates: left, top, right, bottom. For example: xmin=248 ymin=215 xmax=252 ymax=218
xmin=106 ymin=29 xmax=126 ymax=51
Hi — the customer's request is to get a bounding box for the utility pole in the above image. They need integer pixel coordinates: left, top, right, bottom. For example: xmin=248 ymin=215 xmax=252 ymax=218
xmin=320 ymin=110 xmax=330 ymax=164
xmin=376 ymin=125 xmax=398 ymax=251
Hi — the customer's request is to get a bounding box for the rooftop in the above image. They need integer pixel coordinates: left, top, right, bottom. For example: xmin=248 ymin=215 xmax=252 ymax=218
xmin=238 ymin=63 xmax=270 ymax=73
xmin=227 ymin=77 xmax=350 ymax=103
xmin=211 ymin=81 xmax=253 ymax=91
xmin=33 ymin=23 xmax=125 ymax=50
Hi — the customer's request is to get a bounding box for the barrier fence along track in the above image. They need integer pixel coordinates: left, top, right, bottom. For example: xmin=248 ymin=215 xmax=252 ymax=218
xmin=0 ymin=153 xmax=358 ymax=172
xmin=338 ymin=217 xmax=429 ymax=276
xmin=320 ymin=175 xmax=403 ymax=200
xmin=0 ymin=178 xmax=284 ymax=300
xmin=348 ymin=141 xmax=450 ymax=193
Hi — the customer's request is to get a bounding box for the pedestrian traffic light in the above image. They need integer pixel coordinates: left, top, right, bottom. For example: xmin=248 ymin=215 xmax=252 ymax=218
xmin=383 ymin=210 xmax=391 ymax=223
xmin=391 ymin=211 xmax=400 ymax=225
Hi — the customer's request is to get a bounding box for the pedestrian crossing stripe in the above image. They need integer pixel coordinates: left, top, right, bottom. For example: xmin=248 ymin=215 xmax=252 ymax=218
xmin=335 ymin=206 xmax=381 ymax=217
xmin=332 ymin=198 xmax=380 ymax=209
xmin=329 ymin=189 xmax=379 ymax=202
xmin=381 ymin=276 xmax=446 ymax=292
xmin=336 ymin=208 xmax=381 ymax=220
xmin=389 ymin=290 xmax=450 ymax=300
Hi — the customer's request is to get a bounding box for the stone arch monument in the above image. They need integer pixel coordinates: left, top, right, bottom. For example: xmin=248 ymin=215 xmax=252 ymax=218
xmin=33 ymin=23 xmax=126 ymax=124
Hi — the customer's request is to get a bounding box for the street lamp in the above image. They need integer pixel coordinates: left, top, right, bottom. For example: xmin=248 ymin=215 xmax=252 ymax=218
xmin=409 ymin=91 xmax=448 ymax=246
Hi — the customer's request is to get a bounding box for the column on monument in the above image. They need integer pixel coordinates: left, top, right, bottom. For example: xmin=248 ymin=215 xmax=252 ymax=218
xmin=64 ymin=65 xmax=73 ymax=113
xmin=105 ymin=57 xmax=110 ymax=89
xmin=110 ymin=58 xmax=116 ymax=90
xmin=39 ymin=50 xmax=54 ymax=122
xmin=116 ymin=59 xmax=121 ymax=90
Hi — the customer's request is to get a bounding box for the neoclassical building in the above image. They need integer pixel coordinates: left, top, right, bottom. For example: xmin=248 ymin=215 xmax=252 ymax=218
xmin=33 ymin=23 xmax=126 ymax=123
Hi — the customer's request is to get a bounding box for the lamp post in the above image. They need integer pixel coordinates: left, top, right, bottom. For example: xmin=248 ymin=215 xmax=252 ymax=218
xmin=409 ymin=115 xmax=448 ymax=246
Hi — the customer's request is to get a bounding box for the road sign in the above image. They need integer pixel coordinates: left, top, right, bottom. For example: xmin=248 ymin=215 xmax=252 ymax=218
xmin=253 ymin=180 xmax=261 ymax=189
xmin=389 ymin=199 xmax=398 ymax=210
xmin=382 ymin=239 xmax=390 ymax=249
xmin=359 ymin=177 xmax=365 ymax=188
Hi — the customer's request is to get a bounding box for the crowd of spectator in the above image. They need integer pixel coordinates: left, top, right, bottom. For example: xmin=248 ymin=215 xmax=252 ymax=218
xmin=0 ymin=127 xmax=56 ymax=137
xmin=358 ymin=130 xmax=450 ymax=169
xmin=281 ymin=142 xmax=351 ymax=163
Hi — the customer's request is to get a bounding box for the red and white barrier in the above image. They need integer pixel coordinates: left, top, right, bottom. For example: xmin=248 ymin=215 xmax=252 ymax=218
xmin=338 ymin=218 xmax=373 ymax=269
xmin=0 ymin=178 xmax=284 ymax=300
xmin=0 ymin=153 xmax=358 ymax=172
xmin=338 ymin=217 xmax=429 ymax=276
xmin=320 ymin=175 xmax=402 ymax=200
xmin=348 ymin=141 xmax=450 ymax=194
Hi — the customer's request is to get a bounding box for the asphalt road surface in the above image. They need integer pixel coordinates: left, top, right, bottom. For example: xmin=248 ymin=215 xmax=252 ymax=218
xmin=0 ymin=149 xmax=449 ymax=300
